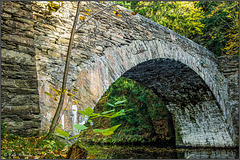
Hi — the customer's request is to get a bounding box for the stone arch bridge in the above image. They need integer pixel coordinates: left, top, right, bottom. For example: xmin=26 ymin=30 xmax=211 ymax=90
xmin=1 ymin=1 xmax=239 ymax=147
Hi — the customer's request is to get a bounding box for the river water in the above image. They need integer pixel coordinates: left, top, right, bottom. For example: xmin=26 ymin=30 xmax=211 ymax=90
xmin=84 ymin=144 xmax=239 ymax=159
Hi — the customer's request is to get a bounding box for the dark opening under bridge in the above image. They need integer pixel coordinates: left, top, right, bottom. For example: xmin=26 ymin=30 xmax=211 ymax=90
xmin=1 ymin=1 xmax=239 ymax=147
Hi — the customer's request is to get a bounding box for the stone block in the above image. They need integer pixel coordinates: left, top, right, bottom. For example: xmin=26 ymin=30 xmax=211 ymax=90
xmin=2 ymin=87 xmax=38 ymax=94
xmin=1 ymin=115 xmax=23 ymax=122
xmin=14 ymin=9 xmax=32 ymax=19
xmin=1 ymin=49 xmax=35 ymax=65
xmin=23 ymin=121 xmax=41 ymax=128
xmin=8 ymin=95 xmax=39 ymax=106
xmin=38 ymin=23 xmax=55 ymax=31
xmin=3 ymin=2 xmax=21 ymax=14
xmin=57 ymin=37 xmax=69 ymax=45
xmin=4 ymin=19 xmax=31 ymax=30
xmin=1 ymin=105 xmax=40 ymax=116
xmin=17 ymin=45 xmax=35 ymax=56
xmin=48 ymin=50 xmax=62 ymax=58
xmin=12 ymin=17 xmax=34 ymax=25
xmin=1 ymin=12 xmax=12 ymax=19
xmin=2 ymin=35 xmax=34 ymax=46
xmin=7 ymin=128 xmax=39 ymax=137
xmin=25 ymin=31 xmax=35 ymax=38
xmin=2 ymin=70 xmax=37 ymax=79
xmin=96 ymin=45 xmax=104 ymax=52
xmin=25 ymin=129 xmax=39 ymax=137
xmin=1 ymin=25 xmax=14 ymax=34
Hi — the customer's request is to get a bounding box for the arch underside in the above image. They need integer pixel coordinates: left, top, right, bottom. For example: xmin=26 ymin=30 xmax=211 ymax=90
xmin=121 ymin=58 xmax=234 ymax=147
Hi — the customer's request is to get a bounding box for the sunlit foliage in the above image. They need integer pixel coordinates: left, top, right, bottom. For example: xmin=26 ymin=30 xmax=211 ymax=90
xmin=83 ymin=77 xmax=170 ymax=144
xmin=115 ymin=1 xmax=239 ymax=56
xmin=1 ymin=133 xmax=69 ymax=159
xmin=195 ymin=1 xmax=239 ymax=56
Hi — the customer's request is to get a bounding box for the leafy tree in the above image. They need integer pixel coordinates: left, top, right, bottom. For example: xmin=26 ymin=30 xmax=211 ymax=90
xmin=195 ymin=1 xmax=239 ymax=56
xmin=115 ymin=1 xmax=239 ymax=56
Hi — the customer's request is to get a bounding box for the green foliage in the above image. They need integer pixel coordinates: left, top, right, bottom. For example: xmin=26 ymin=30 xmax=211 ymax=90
xmin=55 ymin=127 xmax=70 ymax=138
xmin=195 ymin=1 xmax=239 ymax=56
xmin=78 ymin=107 xmax=94 ymax=117
xmin=1 ymin=120 xmax=8 ymax=137
xmin=73 ymin=124 xmax=88 ymax=131
xmin=55 ymin=102 xmax=125 ymax=140
xmin=93 ymin=124 xmax=121 ymax=136
xmin=115 ymin=1 xmax=239 ymax=56
xmin=89 ymin=77 xmax=170 ymax=144
xmin=46 ymin=85 xmax=126 ymax=147
xmin=1 ymin=133 xmax=69 ymax=159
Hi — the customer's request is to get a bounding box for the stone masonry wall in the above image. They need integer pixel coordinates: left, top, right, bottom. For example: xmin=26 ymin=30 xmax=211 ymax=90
xmin=32 ymin=1 xmax=77 ymax=131
xmin=1 ymin=1 xmax=40 ymax=137
xmin=217 ymin=55 xmax=239 ymax=145
xmin=1 ymin=1 xmax=238 ymax=147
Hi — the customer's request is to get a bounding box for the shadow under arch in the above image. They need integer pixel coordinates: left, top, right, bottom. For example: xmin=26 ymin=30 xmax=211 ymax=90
xmin=121 ymin=58 xmax=223 ymax=147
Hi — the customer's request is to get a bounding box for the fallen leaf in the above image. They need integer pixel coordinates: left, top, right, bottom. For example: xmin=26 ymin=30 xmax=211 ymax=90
xmin=61 ymin=154 xmax=68 ymax=158
xmin=132 ymin=11 xmax=137 ymax=15
xmin=12 ymin=156 xmax=20 ymax=159
xmin=53 ymin=150 xmax=61 ymax=154
xmin=61 ymin=145 xmax=69 ymax=152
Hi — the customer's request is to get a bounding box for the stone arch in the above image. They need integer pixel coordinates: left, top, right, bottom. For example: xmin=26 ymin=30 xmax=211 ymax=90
xmin=2 ymin=1 xmax=237 ymax=147
xmin=74 ymin=39 xmax=234 ymax=147
xmin=122 ymin=58 xmax=228 ymax=147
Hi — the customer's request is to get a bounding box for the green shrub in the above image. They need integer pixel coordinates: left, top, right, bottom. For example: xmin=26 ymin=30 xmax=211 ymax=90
xmin=1 ymin=120 xmax=8 ymax=137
